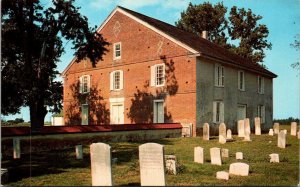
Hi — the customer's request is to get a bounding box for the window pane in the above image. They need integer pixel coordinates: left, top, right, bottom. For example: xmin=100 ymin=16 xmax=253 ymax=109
xmin=114 ymin=72 xmax=120 ymax=89
xmin=83 ymin=76 xmax=88 ymax=92
xmin=156 ymin=65 xmax=164 ymax=86
xmin=216 ymin=102 xmax=220 ymax=122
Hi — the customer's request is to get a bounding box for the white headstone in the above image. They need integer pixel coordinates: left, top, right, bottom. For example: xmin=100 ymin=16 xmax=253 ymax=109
xmin=238 ymin=120 xmax=245 ymax=137
xmin=269 ymin=129 xmax=274 ymax=136
xmin=244 ymin=118 xmax=251 ymax=135
xmin=90 ymin=143 xmax=113 ymax=186
xmin=221 ymin=149 xmax=229 ymax=158
xmin=255 ymin=117 xmax=261 ymax=135
xmin=226 ymin=129 xmax=232 ymax=140
xmin=277 ymin=131 xmax=286 ymax=148
xmin=229 ymin=162 xmax=249 ymax=176
xmin=203 ymin=123 xmax=210 ymax=141
xmin=194 ymin=147 xmax=204 ymax=164
xmin=216 ymin=171 xmax=229 ymax=180
xmin=181 ymin=123 xmax=192 ymax=137
xmin=139 ymin=143 xmax=165 ymax=186
xmin=269 ymin=153 xmax=279 ymax=163
xmin=291 ymin=122 xmax=297 ymax=136
xmin=283 ymin=129 xmax=287 ymax=134
xmin=13 ymin=138 xmax=20 ymax=159
xmin=75 ymin=145 xmax=83 ymax=159
xmin=244 ymin=131 xmax=251 ymax=141
xmin=236 ymin=152 xmax=243 ymax=160
xmin=219 ymin=123 xmax=227 ymax=144
xmin=273 ymin=123 xmax=280 ymax=134
xmin=210 ymin=147 xmax=222 ymax=166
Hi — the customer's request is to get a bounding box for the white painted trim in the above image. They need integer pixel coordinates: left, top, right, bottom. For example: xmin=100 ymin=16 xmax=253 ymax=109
xmin=113 ymin=42 xmax=122 ymax=60
xmin=109 ymin=97 xmax=125 ymax=103
xmin=153 ymin=99 xmax=164 ymax=123
xmin=109 ymin=97 xmax=125 ymax=124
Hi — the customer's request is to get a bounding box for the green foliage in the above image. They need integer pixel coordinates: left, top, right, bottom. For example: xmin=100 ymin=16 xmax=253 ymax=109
xmin=273 ymin=117 xmax=299 ymax=125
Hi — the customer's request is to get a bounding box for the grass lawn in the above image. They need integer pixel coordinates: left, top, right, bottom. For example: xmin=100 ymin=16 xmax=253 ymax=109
xmin=2 ymin=125 xmax=299 ymax=186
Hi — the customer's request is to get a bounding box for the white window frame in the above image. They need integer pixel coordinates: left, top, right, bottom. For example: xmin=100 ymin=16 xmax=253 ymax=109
xmin=110 ymin=70 xmax=123 ymax=91
xmin=257 ymin=105 xmax=265 ymax=123
xmin=150 ymin=63 xmax=165 ymax=87
xmin=213 ymin=101 xmax=224 ymax=123
xmin=238 ymin=70 xmax=245 ymax=91
xmin=113 ymin=42 xmax=121 ymax=60
xmin=257 ymin=76 xmax=264 ymax=94
xmin=79 ymin=75 xmax=90 ymax=93
xmin=215 ymin=64 xmax=224 ymax=87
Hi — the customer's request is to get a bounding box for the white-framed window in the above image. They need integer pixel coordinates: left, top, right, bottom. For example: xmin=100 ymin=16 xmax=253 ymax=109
xmin=238 ymin=70 xmax=245 ymax=91
xmin=110 ymin=70 xmax=123 ymax=90
xmin=79 ymin=75 xmax=90 ymax=93
xmin=215 ymin=64 xmax=224 ymax=87
xmin=113 ymin=42 xmax=121 ymax=60
xmin=257 ymin=105 xmax=265 ymax=123
xmin=257 ymin=76 xmax=264 ymax=94
xmin=213 ymin=101 xmax=224 ymax=123
xmin=150 ymin=64 xmax=165 ymax=87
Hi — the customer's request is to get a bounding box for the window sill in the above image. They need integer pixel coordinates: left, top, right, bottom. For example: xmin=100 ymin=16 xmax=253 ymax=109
xmin=215 ymin=85 xmax=224 ymax=88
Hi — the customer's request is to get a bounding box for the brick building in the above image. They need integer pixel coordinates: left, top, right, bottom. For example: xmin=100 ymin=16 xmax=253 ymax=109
xmin=62 ymin=6 xmax=277 ymax=136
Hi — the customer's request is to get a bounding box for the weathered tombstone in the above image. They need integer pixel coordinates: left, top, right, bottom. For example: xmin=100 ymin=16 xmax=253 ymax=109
xmin=13 ymin=138 xmax=21 ymax=159
xmin=221 ymin=149 xmax=229 ymax=158
xmin=229 ymin=162 xmax=249 ymax=176
xmin=203 ymin=123 xmax=210 ymax=141
xmin=90 ymin=142 xmax=113 ymax=186
xmin=75 ymin=145 xmax=83 ymax=159
xmin=238 ymin=120 xmax=245 ymax=137
xmin=210 ymin=147 xmax=222 ymax=166
xmin=269 ymin=153 xmax=279 ymax=163
xmin=219 ymin=123 xmax=227 ymax=144
xmin=181 ymin=123 xmax=192 ymax=137
xmin=244 ymin=118 xmax=251 ymax=135
xmin=226 ymin=129 xmax=232 ymax=140
xmin=236 ymin=152 xmax=243 ymax=160
xmin=216 ymin=171 xmax=229 ymax=180
xmin=194 ymin=147 xmax=204 ymax=164
xmin=283 ymin=129 xmax=287 ymax=135
xmin=244 ymin=131 xmax=251 ymax=141
xmin=277 ymin=131 xmax=286 ymax=148
xmin=139 ymin=143 xmax=165 ymax=186
xmin=291 ymin=122 xmax=297 ymax=136
xmin=297 ymin=131 xmax=300 ymax=139
xmin=255 ymin=117 xmax=261 ymax=135
xmin=273 ymin=123 xmax=280 ymax=134
xmin=165 ymin=155 xmax=176 ymax=175
xmin=269 ymin=129 xmax=274 ymax=136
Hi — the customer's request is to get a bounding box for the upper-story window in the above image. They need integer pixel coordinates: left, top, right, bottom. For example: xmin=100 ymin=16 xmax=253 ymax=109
xmin=113 ymin=42 xmax=121 ymax=60
xmin=257 ymin=76 xmax=264 ymax=94
xmin=79 ymin=75 xmax=90 ymax=93
xmin=238 ymin=70 xmax=245 ymax=91
xmin=215 ymin=64 xmax=224 ymax=87
xmin=150 ymin=64 xmax=165 ymax=87
xmin=110 ymin=70 xmax=123 ymax=90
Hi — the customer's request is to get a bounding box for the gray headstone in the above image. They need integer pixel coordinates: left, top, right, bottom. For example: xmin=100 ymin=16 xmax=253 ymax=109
xmin=269 ymin=153 xmax=279 ymax=163
xmin=139 ymin=143 xmax=165 ymax=186
xmin=75 ymin=145 xmax=83 ymax=159
xmin=273 ymin=123 xmax=280 ymax=134
xmin=90 ymin=142 xmax=113 ymax=186
xmin=269 ymin=129 xmax=274 ymax=136
xmin=219 ymin=123 xmax=227 ymax=144
xmin=236 ymin=152 xmax=243 ymax=160
xmin=255 ymin=117 xmax=261 ymax=135
xmin=244 ymin=118 xmax=251 ymax=135
xmin=277 ymin=131 xmax=286 ymax=148
xmin=226 ymin=129 xmax=232 ymax=140
xmin=194 ymin=147 xmax=204 ymax=164
xmin=238 ymin=120 xmax=245 ymax=137
xmin=210 ymin=147 xmax=222 ymax=166
xmin=13 ymin=138 xmax=21 ymax=159
xmin=203 ymin=123 xmax=210 ymax=141
xmin=216 ymin=171 xmax=229 ymax=180
xmin=221 ymin=149 xmax=229 ymax=158
xmin=229 ymin=162 xmax=249 ymax=176
xmin=291 ymin=122 xmax=297 ymax=136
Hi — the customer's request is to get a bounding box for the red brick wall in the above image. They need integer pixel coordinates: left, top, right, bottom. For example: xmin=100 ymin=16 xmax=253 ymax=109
xmin=63 ymin=11 xmax=197 ymax=136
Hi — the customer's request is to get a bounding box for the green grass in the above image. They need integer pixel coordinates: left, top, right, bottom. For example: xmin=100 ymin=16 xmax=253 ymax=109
xmin=2 ymin=125 xmax=299 ymax=186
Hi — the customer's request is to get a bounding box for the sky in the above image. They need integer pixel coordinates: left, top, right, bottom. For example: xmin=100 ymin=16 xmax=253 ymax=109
xmin=3 ymin=0 xmax=300 ymax=122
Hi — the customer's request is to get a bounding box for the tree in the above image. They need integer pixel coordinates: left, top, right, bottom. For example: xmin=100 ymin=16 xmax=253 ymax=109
xmin=290 ymin=34 xmax=300 ymax=70
xmin=1 ymin=0 xmax=109 ymax=130
xmin=176 ymin=2 xmax=271 ymax=63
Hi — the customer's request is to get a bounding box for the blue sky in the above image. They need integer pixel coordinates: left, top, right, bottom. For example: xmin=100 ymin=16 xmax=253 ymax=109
xmin=4 ymin=0 xmax=299 ymax=122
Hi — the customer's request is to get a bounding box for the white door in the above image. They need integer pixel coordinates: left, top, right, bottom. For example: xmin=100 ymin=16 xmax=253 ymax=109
xmin=237 ymin=105 xmax=247 ymax=121
xmin=81 ymin=104 xmax=88 ymax=125
xmin=111 ymin=104 xmax=124 ymax=124
xmin=154 ymin=101 xmax=164 ymax=123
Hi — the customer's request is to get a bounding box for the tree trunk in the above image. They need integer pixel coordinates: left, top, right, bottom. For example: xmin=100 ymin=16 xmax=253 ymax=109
xmin=30 ymin=99 xmax=47 ymax=132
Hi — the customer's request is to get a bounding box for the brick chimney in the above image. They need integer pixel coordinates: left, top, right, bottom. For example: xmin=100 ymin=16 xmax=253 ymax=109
xmin=201 ymin=31 xmax=208 ymax=39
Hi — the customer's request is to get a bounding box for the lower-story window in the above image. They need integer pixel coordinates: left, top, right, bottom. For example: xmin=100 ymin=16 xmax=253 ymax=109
xmin=213 ymin=101 xmax=224 ymax=123
xmin=153 ymin=100 xmax=164 ymax=123
xmin=257 ymin=105 xmax=265 ymax=123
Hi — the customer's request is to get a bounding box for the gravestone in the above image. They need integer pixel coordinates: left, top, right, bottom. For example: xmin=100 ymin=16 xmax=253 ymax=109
xmin=221 ymin=149 xmax=229 ymax=158
xmin=277 ymin=131 xmax=286 ymax=148
xmin=269 ymin=129 xmax=274 ymax=136
xmin=194 ymin=147 xmax=204 ymax=164
xmin=244 ymin=118 xmax=251 ymax=135
xmin=226 ymin=129 xmax=232 ymax=140
xmin=210 ymin=147 xmax=222 ymax=166
xmin=75 ymin=145 xmax=83 ymax=159
xmin=139 ymin=143 xmax=165 ymax=186
xmin=283 ymin=129 xmax=287 ymax=134
xmin=203 ymin=123 xmax=210 ymax=141
xmin=255 ymin=117 xmax=261 ymax=135
xmin=269 ymin=153 xmax=279 ymax=163
xmin=181 ymin=123 xmax=192 ymax=137
xmin=273 ymin=123 xmax=280 ymax=134
xmin=298 ymin=131 xmax=300 ymax=139
xmin=13 ymin=138 xmax=21 ymax=159
xmin=165 ymin=155 xmax=176 ymax=175
xmin=236 ymin=152 xmax=243 ymax=160
xmin=90 ymin=143 xmax=113 ymax=186
xmin=229 ymin=162 xmax=249 ymax=176
xmin=219 ymin=123 xmax=227 ymax=144
xmin=216 ymin=171 xmax=229 ymax=180
xmin=238 ymin=120 xmax=245 ymax=137
xmin=244 ymin=131 xmax=251 ymax=141
xmin=291 ymin=122 xmax=297 ymax=136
